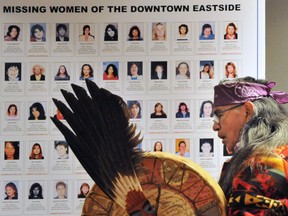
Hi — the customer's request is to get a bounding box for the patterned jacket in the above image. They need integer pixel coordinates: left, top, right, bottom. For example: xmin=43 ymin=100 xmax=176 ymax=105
xmin=221 ymin=145 xmax=288 ymax=215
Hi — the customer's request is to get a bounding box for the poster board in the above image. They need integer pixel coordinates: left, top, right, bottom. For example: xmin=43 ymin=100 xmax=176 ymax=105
xmin=0 ymin=0 xmax=264 ymax=215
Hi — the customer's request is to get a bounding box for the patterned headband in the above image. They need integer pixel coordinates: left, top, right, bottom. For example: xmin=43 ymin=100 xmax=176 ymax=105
xmin=214 ymin=81 xmax=288 ymax=107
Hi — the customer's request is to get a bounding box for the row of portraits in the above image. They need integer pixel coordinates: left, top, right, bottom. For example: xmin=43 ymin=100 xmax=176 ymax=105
xmin=4 ymin=141 xmax=69 ymax=160
xmin=3 ymin=22 xmax=240 ymax=43
xmin=2 ymin=180 xmax=91 ymax=200
xmin=151 ymin=139 xmax=231 ymax=157
xmin=3 ymin=137 xmax=230 ymax=164
xmin=3 ymin=60 xmax=238 ymax=82
xmin=3 ymin=100 xmax=214 ymax=121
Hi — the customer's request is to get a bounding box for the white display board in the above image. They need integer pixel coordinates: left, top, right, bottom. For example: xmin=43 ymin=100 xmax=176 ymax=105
xmin=0 ymin=0 xmax=264 ymax=215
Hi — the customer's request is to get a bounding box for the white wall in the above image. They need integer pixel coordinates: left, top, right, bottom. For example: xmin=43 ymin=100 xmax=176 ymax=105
xmin=266 ymin=0 xmax=288 ymax=109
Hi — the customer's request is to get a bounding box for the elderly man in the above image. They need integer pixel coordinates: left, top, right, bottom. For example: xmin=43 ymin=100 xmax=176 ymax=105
xmin=213 ymin=76 xmax=288 ymax=215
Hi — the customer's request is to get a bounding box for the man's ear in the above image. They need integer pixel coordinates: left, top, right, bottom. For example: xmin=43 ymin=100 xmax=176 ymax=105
xmin=244 ymin=101 xmax=254 ymax=122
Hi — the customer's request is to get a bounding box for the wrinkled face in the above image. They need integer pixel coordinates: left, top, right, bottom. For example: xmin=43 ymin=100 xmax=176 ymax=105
xmin=203 ymin=27 xmax=212 ymax=37
xmin=58 ymin=27 xmax=66 ymax=37
xmin=203 ymin=103 xmax=212 ymax=117
xmin=32 ymin=107 xmax=40 ymax=118
xmin=130 ymin=64 xmax=138 ymax=76
xmin=81 ymin=186 xmax=89 ymax=195
xmin=227 ymin=65 xmax=234 ymax=73
xmin=227 ymin=26 xmax=235 ymax=35
xmin=10 ymin=27 xmax=18 ymax=38
xmin=83 ymin=65 xmax=91 ymax=77
xmin=107 ymin=28 xmax=115 ymax=37
xmin=33 ymin=187 xmax=40 ymax=196
xmin=178 ymin=63 xmax=188 ymax=75
xmin=155 ymin=142 xmax=162 ymax=151
xmin=5 ymin=142 xmax=15 ymax=159
xmin=6 ymin=186 xmax=15 ymax=197
xmin=34 ymin=28 xmax=44 ymax=40
xmin=179 ymin=26 xmax=187 ymax=35
xmin=34 ymin=66 xmax=41 ymax=75
xmin=56 ymin=145 xmax=67 ymax=157
xmin=130 ymin=104 xmax=139 ymax=117
xmin=33 ymin=145 xmax=41 ymax=155
xmin=7 ymin=67 xmax=19 ymax=80
xmin=213 ymin=104 xmax=247 ymax=154
xmin=201 ymin=143 xmax=212 ymax=153
xmin=155 ymin=24 xmax=165 ymax=38
xmin=56 ymin=185 xmax=66 ymax=197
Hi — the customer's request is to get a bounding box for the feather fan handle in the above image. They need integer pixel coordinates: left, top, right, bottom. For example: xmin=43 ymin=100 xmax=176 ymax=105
xmin=51 ymin=80 xmax=147 ymax=212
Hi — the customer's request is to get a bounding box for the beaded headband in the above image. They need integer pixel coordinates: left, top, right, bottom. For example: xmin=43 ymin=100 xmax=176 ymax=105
xmin=214 ymin=81 xmax=288 ymax=107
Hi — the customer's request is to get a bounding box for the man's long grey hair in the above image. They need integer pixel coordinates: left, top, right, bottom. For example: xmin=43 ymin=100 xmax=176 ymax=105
xmin=218 ymin=77 xmax=288 ymax=196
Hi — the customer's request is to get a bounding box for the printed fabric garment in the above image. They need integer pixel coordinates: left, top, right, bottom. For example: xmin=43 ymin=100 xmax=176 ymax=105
xmin=222 ymin=145 xmax=288 ymax=215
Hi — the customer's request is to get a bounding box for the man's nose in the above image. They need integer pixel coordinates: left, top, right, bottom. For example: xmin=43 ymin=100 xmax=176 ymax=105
xmin=212 ymin=121 xmax=220 ymax=131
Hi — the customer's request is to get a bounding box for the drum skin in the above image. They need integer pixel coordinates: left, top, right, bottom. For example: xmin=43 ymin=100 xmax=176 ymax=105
xmin=82 ymin=152 xmax=227 ymax=216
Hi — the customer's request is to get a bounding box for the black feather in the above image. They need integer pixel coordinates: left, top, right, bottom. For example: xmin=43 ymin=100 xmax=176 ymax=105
xmin=51 ymin=79 xmax=144 ymax=207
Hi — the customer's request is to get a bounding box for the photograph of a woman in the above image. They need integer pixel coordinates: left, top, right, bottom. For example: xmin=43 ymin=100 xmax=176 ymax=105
xmin=28 ymin=182 xmax=43 ymax=199
xmin=30 ymin=23 xmax=46 ymax=42
xmin=6 ymin=104 xmax=19 ymax=120
xmin=175 ymin=62 xmax=190 ymax=79
xmin=127 ymin=100 xmax=142 ymax=119
xmin=153 ymin=141 xmax=163 ymax=152
xmin=224 ymin=22 xmax=238 ymax=40
xmin=30 ymin=64 xmax=45 ymax=81
xmin=4 ymin=141 xmax=19 ymax=160
xmin=150 ymin=102 xmax=167 ymax=118
xmin=225 ymin=62 xmax=238 ymax=78
xmin=177 ymin=23 xmax=189 ymax=40
xmin=4 ymin=24 xmax=21 ymax=41
xmin=199 ymin=23 xmax=215 ymax=40
xmin=175 ymin=140 xmax=190 ymax=157
xmin=152 ymin=22 xmax=166 ymax=41
xmin=79 ymin=63 xmax=94 ymax=80
xmin=55 ymin=65 xmax=70 ymax=81
xmin=104 ymin=24 xmax=118 ymax=41
xmin=77 ymin=182 xmax=90 ymax=198
xmin=79 ymin=24 xmax=95 ymax=42
xmin=5 ymin=63 xmax=21 ymax=81
xmin=151 ymin=62 xmax=167 ymax=80
xmin=175 ymin=102 xmax=190 ymax=118
xmin=103 ymin=63 xmax=119 ymax=80
xmin=54 ymin=181 xmax=67 ymax=199
xmin=199 ymin=100 xmax=213 ymax=118
xmin=29 ymin=143 xmax=44 ymax=160
xmin=28 ymin=102 xmax=46 ymax=120
xmin=199 ymin=139 xmax=214 ymax=157
xmin=4 ymin=182 xmax=18 ymax=200
xmin=128 ymin=25 xmax=143 ymax=41
xmin=127 ymin=62 xmax=143 ymax=80
xmin=56 ymin=23 xmax=69 ymax=42
xmin=199 ymin=62 xmax=214 ymax=79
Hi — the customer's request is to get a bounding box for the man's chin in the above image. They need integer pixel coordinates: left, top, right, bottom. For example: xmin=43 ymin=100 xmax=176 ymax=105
xmin=226 ymin=147 xmax=234 ymax=155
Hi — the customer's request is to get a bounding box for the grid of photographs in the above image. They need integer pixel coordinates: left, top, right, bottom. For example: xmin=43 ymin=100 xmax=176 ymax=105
xmin=0 ymin=1 xmax=260 ymax=213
